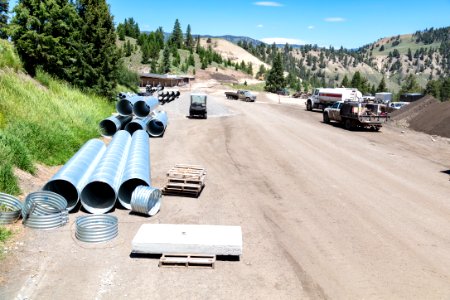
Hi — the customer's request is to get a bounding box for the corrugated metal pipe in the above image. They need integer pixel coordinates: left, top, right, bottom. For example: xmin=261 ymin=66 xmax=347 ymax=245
xmin=43 ymin=139 xmax=106 ymax=211
xmin=22 ymin=191 xmax=69 ymax=229
xmin=0 ymin=192 xmax=22 ymax=224
xmin=116 ymin=95 xmax=140 ymax=116
xmin=75 ymin=215 xmax=118 ymax=243
xmin=146 ymin=111 xmax=168 ymax=137
xmin=124 ymin=116 xmax=152 ymax=135
xmin=99 ymin=115 xmax=132 ymax=137
xmin=118 ymin=92 xmax=135 ymax=99
xmin=118 ymin=130 xmax=150 ymax=209
xmin=81 ymin=130 xmax=131 ymax=214
xmin=130 ymin=186 xmax=161 ymax=216
xmin=133 ymin=96 xmax=159 ymax=118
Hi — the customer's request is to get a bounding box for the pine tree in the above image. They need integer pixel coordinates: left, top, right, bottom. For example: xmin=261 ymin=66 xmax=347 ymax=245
xmin=162 ymin=45 xmax=170 ymax=73
xmin=407 ymin=48 xmax=413 ymax=61
xmin=0 ymin=0 xmax=8 ymax=39
xmin=125 ymin=40 xmax=132 ymax=56
xmin=188 ymin=53 xmax=195 ymax=67
xmin=265 ymin=52 xmax=285 ymax=93
xmin=341 ymin=75 xmax=349 ymax=87
xmin=185 ymin=24 xmax=194 ymax=51
xmin=399 ymin=74 xmax=421 ymax=94
xmin=196 ymin=35 xmax=201 ymax=53
xmin=141 ymin=40 xmax=150 ymax=63
xmin=377 ymin=77 xmax=387 ymax=92
xmin=247 ymin=62 xmax=253 ymax=76
xmin=170 ymin=19 xmax=183 ymax=49
xmin=117 ymin=24 xmax=125 ymax=41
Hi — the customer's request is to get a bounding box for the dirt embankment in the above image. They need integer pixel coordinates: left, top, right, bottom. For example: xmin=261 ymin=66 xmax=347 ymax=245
xmin=390 ymin=95 xmax=450 ymax=138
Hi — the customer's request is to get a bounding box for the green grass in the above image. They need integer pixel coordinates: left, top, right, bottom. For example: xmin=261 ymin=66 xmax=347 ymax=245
xmin=373 ymin=35 xmax=441 ymax=56
xmin=0 ymin=226 xmax=11 ymax=242
xmin=0 ymin=40 xmax=114 ymax=194
xmin=0 ymin=40 xmax=22 ymax=71
xmin=226 ymin=82 xmax=266 ymax=92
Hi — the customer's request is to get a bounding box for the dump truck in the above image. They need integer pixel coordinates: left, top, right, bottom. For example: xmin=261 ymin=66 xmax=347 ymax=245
xmin=323 ymin=101 xmax=389 ymax=131
xmin=306 ymin=88 xmax=362 ymax=111
xmin=224 ymin=90 xmax=256 ymax=102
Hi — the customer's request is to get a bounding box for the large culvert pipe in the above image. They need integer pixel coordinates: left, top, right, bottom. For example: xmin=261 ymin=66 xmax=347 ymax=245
xmin=80 ymin=131 xmax=131 ymax=214
xmin=124 ymin=116 xmax=152 ymax=135
xmin=118 ymin=130 xmax=150 ymax=209
xmin=146 ymin=111 xmax=168 ymax=137
xmin=99 ymin=115 xmax=132 ymax=137
xmin=116 ymin=95 xmax=140 ymax=116
xmin=133 ymin=96 xmax=159 ymax=118
xmin=43 ymin=139 xmax=106 ymax=211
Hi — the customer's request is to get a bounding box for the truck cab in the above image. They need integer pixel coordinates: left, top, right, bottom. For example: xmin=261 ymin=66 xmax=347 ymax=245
xmin=323 ymin=101 xmax=344 ymax=123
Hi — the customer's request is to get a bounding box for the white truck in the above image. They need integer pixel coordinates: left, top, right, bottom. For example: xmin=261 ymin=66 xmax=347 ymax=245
xmin=306 ymin=88 xmax=362 ymax=111
xmin=375 ymin=92 xmax=393 ymax=103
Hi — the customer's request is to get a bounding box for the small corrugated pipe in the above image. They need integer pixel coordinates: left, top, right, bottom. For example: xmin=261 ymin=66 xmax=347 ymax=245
xmin=118 ymin=92 xmax=135 ymax=99
xmin=43 ymin=139 xmax=106 ymax=211
xmin=118 ymin=130 xmax=150 ymax=209
xmin=130 ymin=186 xmax=161 ymax=216
xmin=124 ymin=116 xmax=152 ymax=135
xmin=99 ymin=115 xmax=132 ymax=137
xmin=22 ymin=191 xmax=69 ymax=229
xmin=116 ymin=95 xmax=140 ymax=116
xmin=0 ymin=192 xmax=22 ymax=225
xmin=75 ymin=215 xmax=118 ymax=243
xmin=133 ymin=96 xmax=159 ymax=118
xmin=146 ymin=111 xmax=168 ymax=137
xmin=81 ymin=130 xmax=131 ymax=214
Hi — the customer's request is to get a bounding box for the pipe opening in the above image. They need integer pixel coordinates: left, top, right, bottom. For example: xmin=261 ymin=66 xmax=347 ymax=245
xmin=81 ymin=182 xmax=116 ymax=213
xmin=43 ymin=180 xmax=79 ymax=210
xmin=147 ymin=120 xmax=165 ymax=136
xmin=99 ymin=119 xmax=118 ymax=136
xmin=125 ymin=122 xmax=144 ymax=135
xmin=118 ymin=179 xmax=149 ymax=209
xmin=133 ymin=101 xmax=150 ymax=118
xmin=116 ymin=99 xmax=133 ymax=116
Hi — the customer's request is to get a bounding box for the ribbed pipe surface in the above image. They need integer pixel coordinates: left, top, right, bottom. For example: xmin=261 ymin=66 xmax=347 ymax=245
xmin=22 ymin=191 xmax=69 ymax=229
xmin=75 ymin=215 xmax=118 ymax=243
xmin=99 ymin=115 xmax=132 ymax=137
xmin=146 ymin=111 xmax=168 ymax=137
xmin=130 ymin=186 xmax=161 ymax=216
xmin=133 ymin=97 xmax=159 ymax=117
xmin=118 ymin=130 xmax=150 ymax=209
xmin=81 ymin=131 xmax=131 ymax=214
xmin=124 ymin=116 xmax=152 ymax=135
xmin=43 ymin=139 xmax=106 ymax=211
xmin=116 ymin=95 xmax=140 ymax=116
xmin=0 ymin=193 xmax=22 ymax=224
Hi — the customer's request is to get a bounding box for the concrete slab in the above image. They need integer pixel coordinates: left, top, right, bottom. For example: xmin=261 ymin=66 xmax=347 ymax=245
xmin=131 ymin=224 xmax=242 ymax=256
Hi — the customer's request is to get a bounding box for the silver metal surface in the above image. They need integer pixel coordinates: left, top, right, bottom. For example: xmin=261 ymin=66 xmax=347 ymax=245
xmin=133 ymin=96 xmax=159 ymax=117
xmin=43 ymin=139 xmax=106 ymax=211
xmin=75 ymin=215 xmax=118 ymax=243
xmin=146 ymin=111 xmax=168 ymax=137
xmin=22 ymin=191 xmax=69 ymax=229
xmin=130 ymin=186 xmax=161 ymax=216
xmin=0 ymin=192 xmax=22 ymax=224
xmin=116 ymin=95 xmax=140 ymax=116
xmin=124 ymin=116 xmax=152 ymax=135
xmin=118 ymin=130 xmax=150 ymax=209
xmin=99 ymin=115 xmax=133 ymax=137
xmin=80 ymin=130 xmax=131 ymax=214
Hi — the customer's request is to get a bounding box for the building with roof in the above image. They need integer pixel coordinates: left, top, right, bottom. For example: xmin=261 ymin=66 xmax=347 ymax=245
xmin=139 ymin=73 xmax=195 ymax=87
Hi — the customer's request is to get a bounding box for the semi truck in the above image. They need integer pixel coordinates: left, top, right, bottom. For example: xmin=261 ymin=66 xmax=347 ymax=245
xmin=225 ymin=90 xmax=256 ymax=102
xmin=306 ymin=88 xmax=362 ymax=111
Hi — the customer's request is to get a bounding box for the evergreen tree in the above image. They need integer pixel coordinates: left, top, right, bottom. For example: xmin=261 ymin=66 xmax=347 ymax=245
xmin=141 ymin=40 xmax=150 ymax=63
xmin=379 ymin=45 xmax=385 ymax=51
xmin=185 ymin=24 xmax=194 ymax=51
xmin=169 ymin=19 xmax=183 ymax=49
xmin=407 ymin=48 xmax=413 ymax=61
xmin=117 ymin=24 xmax=125 ymax=40
xmin=265 ymin=53 xmax=285 ymax=93
xmin=424 ymin=79 xmax=441 ymax=99
xmin=75 ymin=0 xmax=120 ymax=97
xmin=256 ymin=64 xmax=266 ymax=79
xmin=196 ymin=35 xmax=201 ymax=53
xmin=440 ymin=77 xmax=450 ymax=101
xmin=125 ymin=40 xmax=132 ymax=56
xmin=341 ymin=74 xmax=349 ymax=87
xmin=188 ymin=53 xmax=195 ymax=67
xmin=399 ymin=74 xmax=421 ymax=94
xmin=247 ymin=62 xmax=253 ymax=76
xmin=162 ymin=45 xmax=170 ymax=73
xmin=0 ymin=0 xmax=8 ymax=39
xmin=377 ymin=77 xmax=387 ymax=92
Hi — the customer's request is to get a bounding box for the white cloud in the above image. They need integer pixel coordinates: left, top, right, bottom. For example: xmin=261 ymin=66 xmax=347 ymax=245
xmin=324 ymin=17 xmax=346 ymax=22
xmin=254 ymin=1 xmax=283 ymax=7
xmin=307 ymin=25 xmax=315 ymax=30
xmin=261 ymin=37 xmax=306 ymax=45
xmin=143 ymin=24 xmax=151 ymax=30
xmin=257 ymin=24 xmax=264 ymax=28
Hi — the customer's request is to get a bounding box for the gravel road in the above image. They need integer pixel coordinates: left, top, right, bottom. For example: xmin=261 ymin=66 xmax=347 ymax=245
xmin=1 ymin=89 xmax=450 ymax=299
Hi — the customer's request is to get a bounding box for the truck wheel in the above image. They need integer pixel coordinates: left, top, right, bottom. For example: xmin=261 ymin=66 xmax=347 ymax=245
xmin=204 ymin=113 xmax=207 ymax=119
xmin=323 ymin=113 xmax=330 ymax=124
xmin=246 ymin=97 xmax=250 ymax=102
xmin=306 ymin=101 xmax=312 ymax=111
xmin=345 ymin=119 xmax=354 ymax=131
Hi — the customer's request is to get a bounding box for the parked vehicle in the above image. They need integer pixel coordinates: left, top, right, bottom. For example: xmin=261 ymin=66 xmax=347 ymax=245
xmin=189 ymin=93 xmax=207 ymax=119
xmin=388 ymin=102 xmax=409 ymax=110
xmin=323 ymin=101 xmax=389 ymax=131
xmin=400 ymin=93 xmax=423 ymax=102
xmin=375 ymin=92 xmax=393 ymax=103
xmin=276 ymin=88 xmax=289 ymax=96
xmin=224 ymin=90 xmax=256 ymax=102
xmin=306 ymin=88 xmax=362 ymax=111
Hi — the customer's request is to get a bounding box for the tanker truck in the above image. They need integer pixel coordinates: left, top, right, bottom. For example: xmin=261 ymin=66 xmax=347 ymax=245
xmin=306 ymin=88 xmax=362 ymax=111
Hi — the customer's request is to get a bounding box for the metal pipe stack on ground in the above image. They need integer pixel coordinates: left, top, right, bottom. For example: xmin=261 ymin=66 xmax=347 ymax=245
xmin=75 ymin=215 xmax=118 ymax=243
xmin=133 ymin=96 xmax=159 ymax=118
xmin=124 ymin=116 xmax=152 ymax=135
xmin=81 ymin=130 xmax=131 ymax=214
xmin=116 ymin=95 xmax=140 ymax=116
xmin=146 ymin=111 xmax=168 ymax=137
xmin=43 ymin=139 xmax=106 ymax=211
xmin=130 ymin=186 xmax=161 ymax=216
xmin=99 ymin=115 xmax=132 ymax=137
xmin=22 ymin=191 xmax=69 ymax=229
xmin=0 ymin=193 xmax=23 ymax=224
xmin=118 ymin=130 xmax=151 ymax=209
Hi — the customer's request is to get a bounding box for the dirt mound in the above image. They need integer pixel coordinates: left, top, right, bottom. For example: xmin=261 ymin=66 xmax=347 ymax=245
xmin=390 ymin=95 xmax=450 ymax=138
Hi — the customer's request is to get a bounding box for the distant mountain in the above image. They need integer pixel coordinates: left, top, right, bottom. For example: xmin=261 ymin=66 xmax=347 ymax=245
xmin=197 ymin=34 xmax=264 ymax=46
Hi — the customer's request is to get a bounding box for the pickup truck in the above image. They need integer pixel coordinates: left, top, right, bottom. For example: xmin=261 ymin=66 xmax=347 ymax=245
xmin=323 ymin=101 xmax=389 ymax=131
xmin=224 ymin=90 xmax=256 ymax=102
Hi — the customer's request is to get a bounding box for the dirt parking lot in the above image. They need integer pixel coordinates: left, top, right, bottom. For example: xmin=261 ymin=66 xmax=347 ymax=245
xmin=1 ymin=88 xmax=450 ymax=299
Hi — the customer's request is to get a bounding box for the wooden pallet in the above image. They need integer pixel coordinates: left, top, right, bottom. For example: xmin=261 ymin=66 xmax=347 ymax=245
xmin=163 ymin=164 xmax=206 ymax=197
xmin=159 ymin=253 xmax=216 ymax=268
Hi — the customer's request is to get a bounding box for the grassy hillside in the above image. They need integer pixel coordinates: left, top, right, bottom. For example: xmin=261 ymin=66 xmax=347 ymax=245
xmin=0 ymin=40 xmax=114 ymax=194
xmin=371 ymin=34 xmax=441 ymax=56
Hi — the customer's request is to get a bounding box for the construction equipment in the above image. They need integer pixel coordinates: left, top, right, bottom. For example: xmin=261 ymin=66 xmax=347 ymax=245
xmin=189 ymin=93 xmax=207 ymax=119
